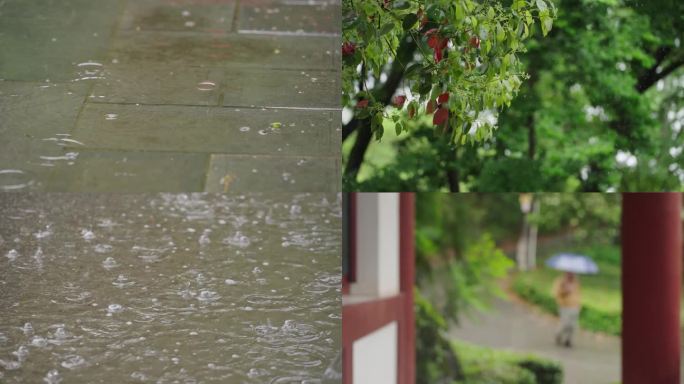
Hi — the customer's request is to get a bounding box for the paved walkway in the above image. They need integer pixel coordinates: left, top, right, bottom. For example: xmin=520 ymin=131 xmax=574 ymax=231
xmin=0 ymin=0 xmax=340 ymax=192
xmin=450 ymin=296 xmax=621 ymax=384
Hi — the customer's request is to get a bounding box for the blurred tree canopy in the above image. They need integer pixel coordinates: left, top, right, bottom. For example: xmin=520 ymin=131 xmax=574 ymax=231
xmin=344 ymin=0 xmax=684 ymax=191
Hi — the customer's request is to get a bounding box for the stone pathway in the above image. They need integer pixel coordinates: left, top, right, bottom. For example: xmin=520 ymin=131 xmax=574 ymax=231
xmin=0 ymin=0 xmax=340 ymax=192
xmin=450 ymin=296 xmax=621 ymax=384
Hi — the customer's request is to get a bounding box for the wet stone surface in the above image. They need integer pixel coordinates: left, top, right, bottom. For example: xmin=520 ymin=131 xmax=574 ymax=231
xmin=205 ymin=155 xmax=340 ymax=192
xmin=239 ymin=0 xmax=341 ymax=35
xmin=0 ymin=0 xmax=341 ymax=192
xmin=0 ymin=193 xmax=342 ymax=383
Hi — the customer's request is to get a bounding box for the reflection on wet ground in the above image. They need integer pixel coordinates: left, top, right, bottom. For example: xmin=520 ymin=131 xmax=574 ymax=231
xmin=0 ymin=193 xmax=341 ymax=383
xmin=0 ymin=0 xmax=341 ymax=192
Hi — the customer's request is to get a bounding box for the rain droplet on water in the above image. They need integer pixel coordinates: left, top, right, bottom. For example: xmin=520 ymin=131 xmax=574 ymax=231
xmin=107 ymin=303 xmax=123 ymax=314
xmin=196 ymin=81 xmax=216 ymax=91
xmin=80 ymin=229 xmax=95 ymax=240
xmin=43 ymin=369 xmax=62 ymax=384
xmin=223 ymin=232 xmax=251 ymax=248
xmin=61 ymin=355 xmax=85 ymax=369
xmin=102 ymin=257 xmax=118 ymax=270
xmin=6 ymin=249 xmax=19 ymax=261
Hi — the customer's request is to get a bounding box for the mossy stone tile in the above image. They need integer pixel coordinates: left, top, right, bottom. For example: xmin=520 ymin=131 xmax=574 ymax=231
xmin=89 ymin=64 xmax=222 ymax=106
xmin=204 ymin=154 xmax=339 ymax=192
xmin=71 ymin=103 xmax=337 ymax=156
xmin=120 ymin=0 xmax=235 ymax=33
xmin=107 ymin=31 xmax=337 ymax=70
xmin=38 ymin=151 xmax=208 ymax=192
xmin=239 ymin=1 xmax=340 ymax=35
xmin=222 ymin=68 xmax=339 ymax=108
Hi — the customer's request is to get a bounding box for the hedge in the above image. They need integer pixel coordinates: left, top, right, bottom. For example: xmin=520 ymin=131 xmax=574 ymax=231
xmin=453 ymin=340 xmax=563 ymax=384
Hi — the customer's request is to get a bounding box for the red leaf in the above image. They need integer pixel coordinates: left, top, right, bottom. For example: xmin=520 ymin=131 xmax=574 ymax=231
xmin=356 ymin=99 xmax=369 ymax=108
xmin=426 ymin=100 xmax=437 ymax=114
xmin=469 ymin=36 xmax=481 ymax=49
xmin=433 ymin=107 xmax=449 ymax=126
xmin=433 ymin=47 xmax=443 ymax=63
xmin=393 ymin=95 xmax=406 ymax=108
xmin=437 ymin=93 xmax=449 ymax=104
xmin=427 ymin=34 xmax=440 ymax=49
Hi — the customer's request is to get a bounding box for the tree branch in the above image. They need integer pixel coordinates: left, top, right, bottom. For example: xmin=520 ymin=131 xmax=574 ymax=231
xmin=635 ymin=46 xmax=683 ymax=93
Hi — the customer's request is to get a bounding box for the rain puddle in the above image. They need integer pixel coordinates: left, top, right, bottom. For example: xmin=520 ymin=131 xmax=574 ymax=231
xmin=0 ymin=193 xmax=341 ymax=383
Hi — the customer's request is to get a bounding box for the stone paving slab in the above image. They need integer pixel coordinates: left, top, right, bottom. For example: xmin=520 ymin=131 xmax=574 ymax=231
xmin=89 ymin=64 xmax=223 ymax=106
xmin=0 ymin=81 xmax=88 ymax=166
xmin=120 ymin=0 xmax=236 ymax=33
xmin=107 ymin=31 xmax=338 ymax=70
xmin=70 ymin=103 xmax=338 ymax=156
xmin=222 ymin=68 xmax=340 ymax=108
xmin=38 ymin=150 xmax=209 ymax=192
xmin=205 ymin=154 xmax=339 ymax=192
xmin=88 ymin=64 xmax=339 ymax=108
xmin=0 ymin=1 xmax=123 ymax=82
xmin=238 ymin=0 xmax=340 ymax=35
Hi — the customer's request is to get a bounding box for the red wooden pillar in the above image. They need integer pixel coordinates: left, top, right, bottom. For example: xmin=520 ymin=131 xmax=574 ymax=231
xmin=622 ymin=193 xmax=682 ymax=384
xmin=399 ymin=192 xmax=416 ymax=384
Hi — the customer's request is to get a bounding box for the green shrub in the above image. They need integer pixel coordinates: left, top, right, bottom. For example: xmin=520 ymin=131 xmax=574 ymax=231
xmin=518 ymin=358 xmax=563 ymax=384
xmin=453 ymin=340 xmax=563 ymax=384
xmin=415 ymin=290 xmax=464 ymax=384
xmin=512 ymin=279 xmax=621 ymax=336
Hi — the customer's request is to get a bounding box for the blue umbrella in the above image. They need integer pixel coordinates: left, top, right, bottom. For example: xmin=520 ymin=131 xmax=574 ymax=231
xmin=545 ymin=253 xmax=599 ymax=274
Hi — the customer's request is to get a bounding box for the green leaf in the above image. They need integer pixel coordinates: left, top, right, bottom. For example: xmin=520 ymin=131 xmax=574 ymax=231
xmin=402 ymin=13 xmax=419 ymax=31
xmin=372 ymin=113 xmax=385 ymax=140
xmin=380 ymin=22 xmax=394 ymax=36
xmin=404 ymin=62 xmax=423 ymax=78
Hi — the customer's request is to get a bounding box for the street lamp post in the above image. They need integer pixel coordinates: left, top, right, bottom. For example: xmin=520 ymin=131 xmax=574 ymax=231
xmin=517 ymin=194 xmax=538 ymax=271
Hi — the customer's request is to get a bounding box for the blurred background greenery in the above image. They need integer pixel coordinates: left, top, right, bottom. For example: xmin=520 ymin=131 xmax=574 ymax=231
xmin=414 ymin=193 xmax=631 ymax=383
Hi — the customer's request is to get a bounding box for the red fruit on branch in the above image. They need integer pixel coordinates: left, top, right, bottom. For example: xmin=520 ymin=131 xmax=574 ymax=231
xmin=393 ymin=95 xmax=407 ymax=108
xmin=342 ymin=42 xmax=356 ymax=56
xmin=437 ymin=93 xmax=449 ymax=104
xmin=433 ymin=107 xmax=449 ymax=126
xmin=469 ymin=36 xmax=480 ymax=49
xmin=356 ymin=99 xmax=369 ymax=108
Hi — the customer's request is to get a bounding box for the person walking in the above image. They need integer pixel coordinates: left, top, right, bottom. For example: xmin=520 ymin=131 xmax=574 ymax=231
xmin=553 ymin=272 xmax=581 ymax=347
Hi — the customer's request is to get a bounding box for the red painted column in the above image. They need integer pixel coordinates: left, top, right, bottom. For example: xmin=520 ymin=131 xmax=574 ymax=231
xmin=622 ymin=193 xmax=682 ymax=384
xmin=399 ymin=193 xmax=416 ymax=384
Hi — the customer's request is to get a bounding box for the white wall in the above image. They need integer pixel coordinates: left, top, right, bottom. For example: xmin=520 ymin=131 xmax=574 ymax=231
xmin=351 ymin=193 xmax=400 ymax=298
xmin=353 ymin=321 xmax=398 ymax=384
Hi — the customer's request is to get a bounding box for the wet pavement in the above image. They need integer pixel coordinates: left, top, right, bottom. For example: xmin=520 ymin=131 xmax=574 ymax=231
xmin=0 ymin=0 xmax=341 ymax=192
xmin=0 ymin=193 xmax=341 ymax=383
